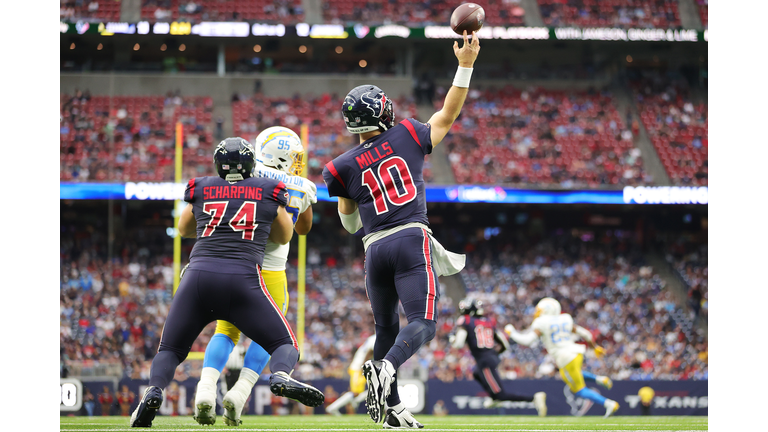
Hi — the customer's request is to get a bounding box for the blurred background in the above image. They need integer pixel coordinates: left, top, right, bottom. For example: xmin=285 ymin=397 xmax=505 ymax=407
xmin=59 ymin=0 xmax=707 ymax=418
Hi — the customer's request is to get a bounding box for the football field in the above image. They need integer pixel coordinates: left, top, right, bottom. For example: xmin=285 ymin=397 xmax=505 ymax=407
xmin=60 ymin=415 xmax=707 ymax=431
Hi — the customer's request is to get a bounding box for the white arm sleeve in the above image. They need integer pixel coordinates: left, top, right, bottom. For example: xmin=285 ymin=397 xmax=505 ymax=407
xmin=338 ymin=208 xmax=363 ymax=233
xmin=573 ymin=325 xmax=593 ymax=343
xmin=451 ymin=328 xmax=468 ymax=349
xmin=507 ymin=328 xmax=538 ymax=346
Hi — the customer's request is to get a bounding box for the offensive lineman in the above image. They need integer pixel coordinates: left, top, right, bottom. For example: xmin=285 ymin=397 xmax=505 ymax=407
xmin=193 ymin=127 xmax=317 ymax=426
xmin=325 ymin=335 xmax=376 ymax=416
xmin=504 ymin=297 xmax=619 ymax=418
xmin=322 ymin=31 xmax=480 ymax=428
xmin=130 ymin=137 xmax=323 ymax=428
xmin=450 ymin=299 xmax=547 ymax=415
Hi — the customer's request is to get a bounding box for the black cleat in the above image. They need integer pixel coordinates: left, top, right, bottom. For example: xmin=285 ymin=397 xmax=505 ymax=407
xmin=130 ymin=386 xmax=163 ymax=428
xmin=269 ymin=371 xmax=325 ymax=407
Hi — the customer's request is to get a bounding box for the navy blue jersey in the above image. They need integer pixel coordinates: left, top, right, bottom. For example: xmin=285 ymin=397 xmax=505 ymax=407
xmin=322 ymin=119 xmax=432 ymax=235
xmin=184 ymin=176 xmax=289 ymax=266
xmin=458 ymin=315 xmax=500 ymax=364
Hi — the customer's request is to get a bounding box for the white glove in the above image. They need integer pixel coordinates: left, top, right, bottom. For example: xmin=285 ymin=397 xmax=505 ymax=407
xmin=504 ymin=324 xmax=516 ymax=336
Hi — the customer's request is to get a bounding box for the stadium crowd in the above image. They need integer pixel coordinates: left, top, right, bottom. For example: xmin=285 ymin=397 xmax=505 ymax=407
xmin=60 ymin=211 xmax=707 ymax=383
xmin=630 ymin=70 xmax=708 ymax=186
xmin=60 ymin=0 xmax=703 ymax=29
xmin=440 ymin=85 xmax=651 ymax=188
xmin=60 ymin=90 xmax=214 ymax=182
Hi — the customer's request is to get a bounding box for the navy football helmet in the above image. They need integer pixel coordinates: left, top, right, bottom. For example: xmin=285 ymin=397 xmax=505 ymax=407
xmin=341 ymin=84 xmax=395 ymax=134
xmin=214 ymin=137 xmax=256 ymax=182
xmin=458 ymin=298 xmax=484 ymax=317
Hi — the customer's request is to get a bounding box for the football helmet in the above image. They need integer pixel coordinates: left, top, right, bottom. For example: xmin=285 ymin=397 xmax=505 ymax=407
xmin=534 ymin=297 xmax=561 ymax=318
xmin=214 ymin=137 xmax=256 ymax=182
xmin=458 ymin=298 xmax=484 ymax=317
xmin=255 ymin=126 xmax=305 ymax=176
xmin=341 ymin=84 xmax=395 ymax=134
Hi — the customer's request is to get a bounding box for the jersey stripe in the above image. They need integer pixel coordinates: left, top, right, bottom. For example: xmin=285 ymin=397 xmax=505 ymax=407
xmin=272 ymin=180 xmax=287 ymax=201
xmin=325 ymin=161 xmax=345 ymax=188
xmin=483 ymin=368 xmax=501 ymax=394
xmin=401 ymin=119 xmax=422 ymax=148
xmin=188 ymin=178 xmax=196 ymax=200
xmin=258 ymin=266 xmax=298 ymax=350
xmin=422 ymin=228 xmax=436 ymax=320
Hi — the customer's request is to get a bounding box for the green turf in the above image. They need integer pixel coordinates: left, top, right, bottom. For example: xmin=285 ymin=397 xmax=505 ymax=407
xmin=60 ymin=415 xmax=707 ymax=431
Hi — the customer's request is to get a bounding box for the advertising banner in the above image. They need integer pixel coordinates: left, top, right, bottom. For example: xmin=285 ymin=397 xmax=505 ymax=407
xmin=67 ymin=378 xmax=706 ymax=417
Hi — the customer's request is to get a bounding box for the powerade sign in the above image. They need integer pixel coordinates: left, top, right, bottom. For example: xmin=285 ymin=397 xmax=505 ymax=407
xmin=60 ymin=182 xmax=708 ymax=205
xmin=622 ymin=186 xmax=708 ymax=204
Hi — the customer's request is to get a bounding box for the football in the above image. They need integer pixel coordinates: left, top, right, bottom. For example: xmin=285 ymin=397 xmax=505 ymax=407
xmin=450 ymin=3 xmax=485 ymax=35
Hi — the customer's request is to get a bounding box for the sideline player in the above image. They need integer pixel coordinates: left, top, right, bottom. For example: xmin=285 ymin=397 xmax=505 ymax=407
xmin=193 ymin=127 xmax=317 ymax=426
xmin=504 ymin=297 xmax=618 ymax=418
xmin=130 ymin=137 xmax=323 ymax=427
xmin=450 ymin=299 xmax=547 ymax=415
xmin=322 ymin=31 xmax=480 ymax=427
xmin=325 ymin=335 xmax=376 ymax=416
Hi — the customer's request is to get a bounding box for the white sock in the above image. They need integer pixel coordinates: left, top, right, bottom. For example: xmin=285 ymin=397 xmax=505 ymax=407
xmin=326 ymin=392 xmax=354 ymax=413
xmin=388 ymin=402 xmax=404 ymax=413
xmin=198 ymin=368 xmax=220 ymax=389
xmin=228 ymin=368 xmax=259 ymax=399
xmin=352 ymin=391 xmax=368 ymax=406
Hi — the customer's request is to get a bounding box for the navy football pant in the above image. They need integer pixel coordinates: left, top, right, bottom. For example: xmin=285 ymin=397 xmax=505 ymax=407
xmin=365 ymin=228 xmax=439 ymax=406
xmin=473 ymin=366 xmax=534 ymax=402
xmin=149 ymin=258 xmax=298 ymax=390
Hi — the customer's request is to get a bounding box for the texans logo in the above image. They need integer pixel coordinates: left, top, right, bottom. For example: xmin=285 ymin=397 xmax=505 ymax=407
xmin=354 ymin=24 xmax=370 ymax=39
xmin=360 ymin=92 xmax=386 ymax=117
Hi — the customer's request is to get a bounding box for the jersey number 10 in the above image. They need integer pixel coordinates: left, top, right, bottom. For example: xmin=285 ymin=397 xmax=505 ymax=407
xmin=362 ymin=156 xmax=417 ymax=215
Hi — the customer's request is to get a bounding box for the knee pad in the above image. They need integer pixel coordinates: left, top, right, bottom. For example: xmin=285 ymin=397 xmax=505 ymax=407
xmin=214 ymin=320 xmax=241 ymax=345
xmin=415 ymin=318 xmax=436 ymax=343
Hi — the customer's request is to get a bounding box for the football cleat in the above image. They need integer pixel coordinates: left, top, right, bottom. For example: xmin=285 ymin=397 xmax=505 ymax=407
xmin=533 ymin=392 xmax=547 ymax=417
xmin=222 ymin=389 xmax=249 ymax=426
xmin=269 ymin=371 xmax=325 ymax=407
xmin=604 ymin=399 xmax=619 ymax=418
xmin=192 ymin=382 xmax=217 ymax=426
xmin=482 ymin=397 xmax=500 ymax=409
xmin=130 ymin=386 xmax=163 ymax=428
xmin=597 ymin=375 xmax=613 ymax=390
xmin=383 ymin=407 xmax=424 ymax=429
xmin=363 ymin=359 xmax=396 ymax=423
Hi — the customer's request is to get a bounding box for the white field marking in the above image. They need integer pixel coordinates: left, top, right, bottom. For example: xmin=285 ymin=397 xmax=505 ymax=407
xmin=60 ymin=429 xmax=707 ymax=432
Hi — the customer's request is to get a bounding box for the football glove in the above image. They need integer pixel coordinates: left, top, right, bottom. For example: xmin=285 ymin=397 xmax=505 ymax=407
xmin=594 ymin=346 xmax=606 ymax=358
xmin=504 ymin=324 xmax=516 ymax=337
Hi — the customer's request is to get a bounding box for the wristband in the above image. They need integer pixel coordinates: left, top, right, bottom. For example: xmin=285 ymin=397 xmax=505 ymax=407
xmin=452 ymin=66 xmax=473 ymax=88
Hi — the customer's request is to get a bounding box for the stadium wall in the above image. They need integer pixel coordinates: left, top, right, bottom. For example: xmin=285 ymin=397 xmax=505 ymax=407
xmin=60 ymin=73 xmax=414 ymax=103
xmin=66 ymin=378 xmax=707 ymax=417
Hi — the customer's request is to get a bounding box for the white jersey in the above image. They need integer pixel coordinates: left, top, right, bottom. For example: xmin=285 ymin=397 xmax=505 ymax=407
xmin=349 ymin=335 xmax=376 ymax=371
xmin=531 ymin=313 xmax=586 ymax=368
xmin=254 ymin=162 xmax=317 ymax=271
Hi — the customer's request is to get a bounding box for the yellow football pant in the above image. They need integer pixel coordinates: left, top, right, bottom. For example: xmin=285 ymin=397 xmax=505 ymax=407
xmin=349 ymin=369 xmax=366 ymax=395
xmin=560 ymin=354 xmax=587 ymax=393
xmin=213 ymin=269 xmax=288 ymax=345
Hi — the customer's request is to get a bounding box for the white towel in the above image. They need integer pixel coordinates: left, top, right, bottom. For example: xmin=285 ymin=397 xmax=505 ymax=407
xmin=362 ymin=223 xmax=466 ymax=277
